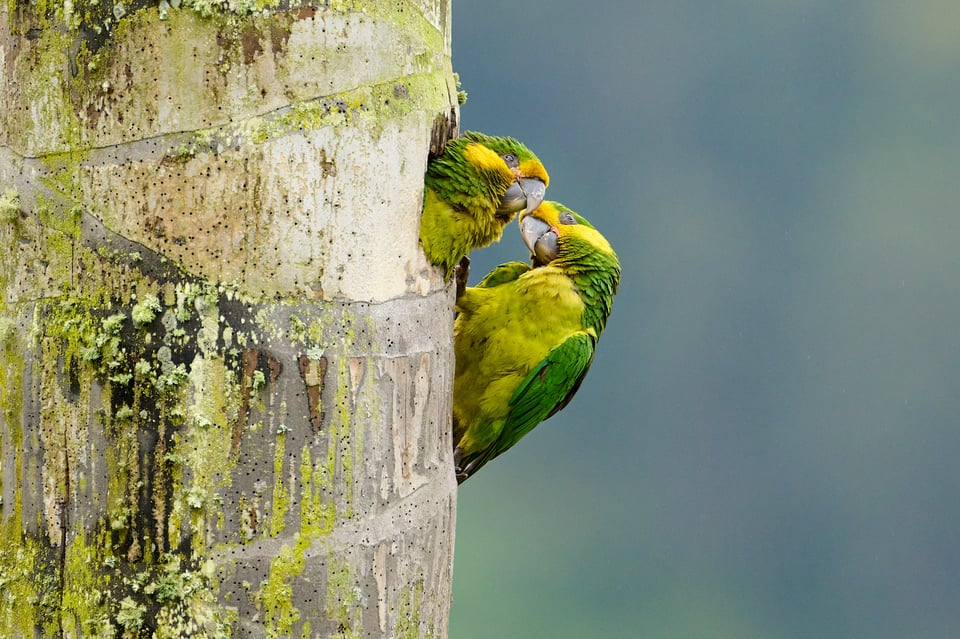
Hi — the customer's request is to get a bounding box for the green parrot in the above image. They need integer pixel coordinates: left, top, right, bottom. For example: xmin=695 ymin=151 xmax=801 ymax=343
xmin=452 ymin=201 xmax=621 ymax=483
xmin=420 ymin=131 xmax=550 ymax=278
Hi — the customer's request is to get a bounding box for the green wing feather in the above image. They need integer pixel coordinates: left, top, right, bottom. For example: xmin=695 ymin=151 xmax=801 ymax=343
xmin=507 ymin=329 xmax=596 ymax=431
xmin=456 ymin=330 xmax=596 ymax=480
xmin=475 ymin=261 xmax=531 ymax=288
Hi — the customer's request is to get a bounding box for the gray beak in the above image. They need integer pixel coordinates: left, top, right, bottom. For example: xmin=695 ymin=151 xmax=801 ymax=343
xmin=497 ymin=177 xmax=547 ymax=216
xmin=519 ymin=177 xmax=546 ymax=215
xmin=519 ymin=214 xmax=558 ymax=265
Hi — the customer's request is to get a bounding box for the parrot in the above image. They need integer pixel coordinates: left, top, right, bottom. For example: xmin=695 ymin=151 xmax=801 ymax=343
xmin=420 ymin=131 xmax=550 ymax=278
xmin=451 ymin=201 xmax=621 ymax=483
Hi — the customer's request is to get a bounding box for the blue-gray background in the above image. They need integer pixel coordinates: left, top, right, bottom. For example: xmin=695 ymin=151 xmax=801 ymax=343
xmin=449 ymin=2 xmax=960 ymax=638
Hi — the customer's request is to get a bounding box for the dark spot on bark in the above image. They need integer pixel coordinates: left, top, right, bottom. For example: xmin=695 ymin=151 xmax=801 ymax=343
xmin=241 ymin=26 xmax=263 ymax=65
xmin=298 ymin=353 xmax=328 ymax=435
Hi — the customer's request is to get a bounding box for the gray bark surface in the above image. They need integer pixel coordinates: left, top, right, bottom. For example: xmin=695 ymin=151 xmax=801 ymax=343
xmin=0 ymin=1 xmax=458 ymax=636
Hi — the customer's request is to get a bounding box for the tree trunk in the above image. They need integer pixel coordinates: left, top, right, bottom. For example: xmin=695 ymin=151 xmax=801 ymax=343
xmin=0 ymin=1 xmax=458 ymax=637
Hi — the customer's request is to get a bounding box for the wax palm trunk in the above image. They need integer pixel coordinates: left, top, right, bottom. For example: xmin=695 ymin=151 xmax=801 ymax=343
xmin=0 ymin=1 xmax=458 ymax=636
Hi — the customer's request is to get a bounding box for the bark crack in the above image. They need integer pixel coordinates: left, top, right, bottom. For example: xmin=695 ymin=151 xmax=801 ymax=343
xmin=1 ymin=70 xmax=444 ymax=164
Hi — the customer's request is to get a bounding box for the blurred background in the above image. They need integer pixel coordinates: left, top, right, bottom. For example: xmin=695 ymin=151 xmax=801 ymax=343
xmin=448 ymin=2 xmax=960 ymax=638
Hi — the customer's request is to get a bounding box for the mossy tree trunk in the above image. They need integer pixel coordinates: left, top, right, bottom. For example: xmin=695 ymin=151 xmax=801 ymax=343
xmin=0 ymin=1 xmax=458 ymax=637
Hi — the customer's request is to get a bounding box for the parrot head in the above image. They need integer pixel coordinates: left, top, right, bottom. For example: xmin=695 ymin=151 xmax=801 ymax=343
xmin=520 ymin=201 xmax=621 ymax=336
xmin=459 ymin=132 xmax=549 ymax=217
xmin=519 ymin=201 xmax=615 ymax=267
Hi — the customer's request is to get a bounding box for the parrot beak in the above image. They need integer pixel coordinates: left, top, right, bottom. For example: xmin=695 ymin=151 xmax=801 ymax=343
xmin=519 ymin=213 xmax=558 ymax=266
xmin=519 ymin=177 xmax=546 ymax=214
xmin=497 ymin=177 xmax=547 ymax=216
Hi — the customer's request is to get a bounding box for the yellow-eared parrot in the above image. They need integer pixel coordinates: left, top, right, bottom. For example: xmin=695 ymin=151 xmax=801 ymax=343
xmin=420 ymin=131 xmax=549 ymax=278
xmin=452 ymin=201 xmax=621 ymax=483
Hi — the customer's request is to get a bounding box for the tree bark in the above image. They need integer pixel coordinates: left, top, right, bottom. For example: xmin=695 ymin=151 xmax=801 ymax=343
xmin=0 ymin=1 xmax=458 ymax=637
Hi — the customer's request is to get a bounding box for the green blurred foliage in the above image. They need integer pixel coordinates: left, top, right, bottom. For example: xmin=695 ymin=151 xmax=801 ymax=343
xmin=449 ymin=2 xmax=960 ymax=638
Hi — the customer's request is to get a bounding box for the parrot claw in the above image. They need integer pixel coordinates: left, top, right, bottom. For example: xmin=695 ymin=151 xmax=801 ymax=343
xmin=455 ymin=255 xmax=470 ymax=302
xmin=454 ymin=447 xmax=468 ymax=484
xmin=453 ymin=446 xmax=482 ymax=484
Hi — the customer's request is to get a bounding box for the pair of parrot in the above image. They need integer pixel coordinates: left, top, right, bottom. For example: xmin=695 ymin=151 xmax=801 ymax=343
xmin=421 ymin=132 xmax=621 ymax=484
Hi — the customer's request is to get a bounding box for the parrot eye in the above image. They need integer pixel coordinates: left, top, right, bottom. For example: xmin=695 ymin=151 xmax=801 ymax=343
xmin=501 ymin=153 xmax=519 ymax=168
xmin=558 ymin=211 xmax=578 ymax=225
